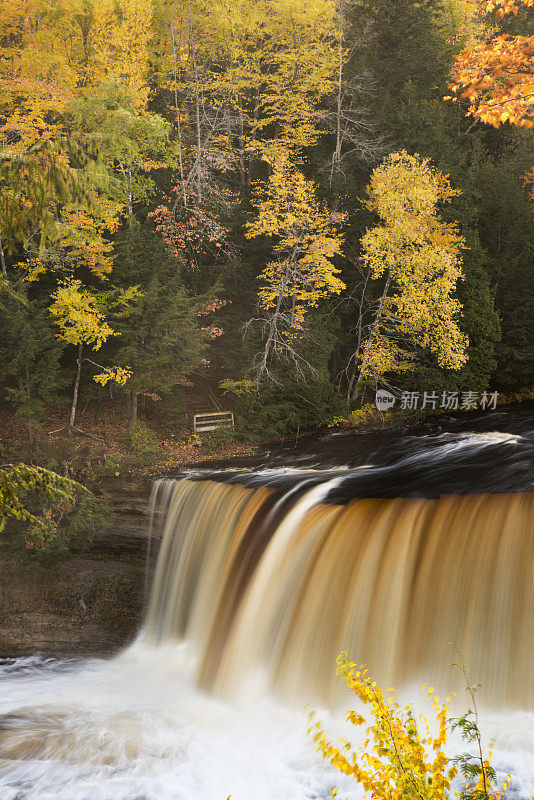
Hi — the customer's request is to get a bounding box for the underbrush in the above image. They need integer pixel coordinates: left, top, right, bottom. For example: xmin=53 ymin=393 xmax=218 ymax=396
xmin=118 ymin=423 xmax=161 ymax=464
xmin=200 ymin=426 xmax=238 ymax=454
xmin=328 ymin=403 xmax=384 ymax=429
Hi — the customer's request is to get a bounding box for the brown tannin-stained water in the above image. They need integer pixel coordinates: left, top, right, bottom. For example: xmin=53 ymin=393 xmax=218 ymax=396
xmin=1 ymin=421 xmax=534 ymax=799
xmin=146 ymin=479 xmax=534 ymax=708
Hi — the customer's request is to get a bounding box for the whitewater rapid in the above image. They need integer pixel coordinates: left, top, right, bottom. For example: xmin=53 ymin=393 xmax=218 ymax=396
xmin=1 ymin=646 xmax=533 ymax=800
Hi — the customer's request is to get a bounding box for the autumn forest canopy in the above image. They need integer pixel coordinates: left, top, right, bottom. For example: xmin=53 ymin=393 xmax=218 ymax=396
xmin=0 ymin=0 xmax=533 ymax=441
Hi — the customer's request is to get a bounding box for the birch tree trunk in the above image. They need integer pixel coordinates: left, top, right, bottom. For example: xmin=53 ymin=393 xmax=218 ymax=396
xmin=171 ymin=20 xmax=188 ymax=209
xmin=257 ymin=272 xmax=288 ymax=384
xmin=69 ymin=343 xmax=83 ymax=432
xmin=188 ymin=3 xmax=203 ymax=205
xmin=330 ymin=6 xmax=344 ymax=188
xmin=0 ymin=232 xmax=6 ymax=277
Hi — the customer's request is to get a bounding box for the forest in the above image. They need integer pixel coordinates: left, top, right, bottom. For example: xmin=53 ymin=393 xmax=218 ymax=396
xmin=1 ymin=4 xmax=534 ymax=798
xmin=0 ymin=0 xmax=533 ymax=448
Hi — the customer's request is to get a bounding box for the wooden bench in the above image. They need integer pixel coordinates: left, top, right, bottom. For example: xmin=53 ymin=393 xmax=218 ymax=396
xmin=193 ymin=411 xmax=234 ymax=434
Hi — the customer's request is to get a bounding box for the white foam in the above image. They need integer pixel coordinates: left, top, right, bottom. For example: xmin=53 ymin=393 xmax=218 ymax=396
xmin=1 ymin=650 xmax=533 ymax=800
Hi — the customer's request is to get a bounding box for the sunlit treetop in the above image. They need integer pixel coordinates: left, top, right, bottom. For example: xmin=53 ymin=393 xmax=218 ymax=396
xmin=246 ymin=151 xmax=345 ymax=325
xmin=0 ymin=0 xmax=154 ymax=153
xmin=358 ymin=151 xmax=468 ymax=378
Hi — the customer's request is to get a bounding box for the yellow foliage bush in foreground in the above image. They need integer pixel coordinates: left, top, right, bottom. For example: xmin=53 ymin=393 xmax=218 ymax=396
xmin=310 ymin=653 xmax=510 ymax=800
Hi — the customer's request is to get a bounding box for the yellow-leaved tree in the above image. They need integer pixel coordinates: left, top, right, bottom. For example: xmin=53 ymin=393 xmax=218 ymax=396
xmin=89 ymin=0 xmax=154 ymax=109
xmin=257 ymin=0 xmax=338 ymax=153
xmin=348 ymin=151 xmax=468 ymax=404
xmin=245 ymin=151 xmax=345 ymax=381
xmin=50 ymin=280 xmax=139 ymax=432
xmin=153 ymin=0 xmax=339 ymax=202
xmin=0 ymin=0 xmax=156 ymax=280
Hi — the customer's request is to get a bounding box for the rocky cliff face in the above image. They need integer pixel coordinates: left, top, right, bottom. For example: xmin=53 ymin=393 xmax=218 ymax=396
xmin=0 ymin=480 xmax=152 ymax=658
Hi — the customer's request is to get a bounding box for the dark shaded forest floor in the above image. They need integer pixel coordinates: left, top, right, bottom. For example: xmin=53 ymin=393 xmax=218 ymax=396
xmin=0 ymin=402 xmax=261 ymax=480
xmin=0 ymin=399 xmax=419 ymax=483
xmin=0 ymin=399 xmax=413 ymax=658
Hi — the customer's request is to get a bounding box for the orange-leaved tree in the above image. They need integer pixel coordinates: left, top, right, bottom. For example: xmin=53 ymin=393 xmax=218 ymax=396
xmin=447 ymin=0 xmax=534 ymax=128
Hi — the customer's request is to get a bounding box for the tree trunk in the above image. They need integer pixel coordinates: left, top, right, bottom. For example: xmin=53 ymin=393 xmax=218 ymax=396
xmin=188 ymin=3 xmax=203 ymax=205
xmin=346 ymin=270 xmax=370 ymax=402
xmin=129 ymin=391 xmax=138 ymax=431
xmin=330 ymin=7 xmax=344 ymax=189
xmin=349 ymin=273 xmax=391 ymax=406
xmin=23 ymin=369 xmax=36 ymax=449
xmin=128 ymin=168 xmax=133 ymax=217
xmin=258 ymin=318 xmax=277 ymax=384
xmin=171 ymin=20 xmax=188 ymax=209
xmin=69 ymin=343 xmax=83 ymax=433
xmin=0 ymin=232 xmax=6 ymax=277
xmin=257 ymin=273 xmax=288 ymax=384
xmin=238 ymin=101 xmax=247 ymax=188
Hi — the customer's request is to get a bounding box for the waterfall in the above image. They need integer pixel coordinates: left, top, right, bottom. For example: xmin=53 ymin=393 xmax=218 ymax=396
xmin=144 ymin=477 xmax=534 ymax=708
xmin=2 ymin=467 xmax=534 ymax=800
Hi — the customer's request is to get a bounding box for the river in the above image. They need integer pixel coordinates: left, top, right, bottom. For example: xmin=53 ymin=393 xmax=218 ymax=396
xmin=1 ymin=406 xmax=533 ymax=799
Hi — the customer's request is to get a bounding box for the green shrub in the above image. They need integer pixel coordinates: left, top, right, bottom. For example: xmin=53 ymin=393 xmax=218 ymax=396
xmin=201 ymin=425 xmax=237 ymax=454
xmin=326 ymin=415 xmax=348 ymax=427
xmin=350 ymin=403 xmax=377 ymax=426
xmin=66 ymin=496 xmax=113 ymax=553
xmin=92 ymin=454 xmax=122 ymax=479
xmin=23 ymin=506 xmax=72 ymax=564
xmin=119 ymin=424 xmax=160 ymax=462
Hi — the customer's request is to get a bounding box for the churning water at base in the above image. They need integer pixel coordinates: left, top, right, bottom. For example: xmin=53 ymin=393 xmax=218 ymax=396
xmin=1 ymin=649 xmax=534 ymax=800
xmin=1 ymin=425 xmax=534 ymax=798
xmin=0 ymin=648 xmax=339 ymax=800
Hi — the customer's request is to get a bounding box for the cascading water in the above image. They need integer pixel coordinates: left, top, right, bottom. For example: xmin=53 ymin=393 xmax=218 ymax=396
xmin=145 ymin=478 xmax=534 ymax=708
xmin=1 ymin=424 xmax=534 ymax=799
